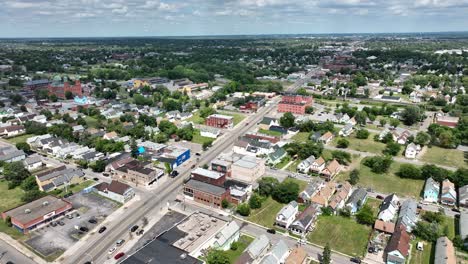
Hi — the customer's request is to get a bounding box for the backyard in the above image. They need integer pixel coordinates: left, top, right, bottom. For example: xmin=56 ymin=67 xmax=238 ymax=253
xmin=420 ymin=146 xmax=466 ymax=168
xmin=225 ymin=235 xmax=254 ymax=263
xmin=258 ymin=129 xmax=282 ymax=137
xmin=365 ymin=198 xmax=382 ymax=217
xmin=274 ymin=155 xmax=292 ymax=170
xmin=247 ymin=197 xmax=284 ymax=228
xmin=308 ymin=215 xmax=371 ymax=257
xmin=6 ymin=134 xmax=36 ymax=144
xmin=332 ymin=133 xmax=386 ymax=154
xmin=0 ymin=180 xmax=24 ymax=212
xmin=410 ymin=240 xmax=434 ymax=264
xmin=292 ymin=132 xmax=310 ymax=142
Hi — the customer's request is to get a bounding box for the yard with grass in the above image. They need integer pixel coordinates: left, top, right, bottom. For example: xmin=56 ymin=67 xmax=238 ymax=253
xmin=440 ymin=215 xmax=456 ymax=240
xmin=410 ymin=240 xmax=434 ymax=264
xmin=286 ymin=159 xmax=301 ymax=172
xmin=332 ymin=133 xmax=386 ymax=154
xmin=336 ymin=161 xmax=424 ymax=198
xmin=283 ymin=178 xmax=308 ymax=192
xmin=420 ymin=146 xmax=466 ymax=168
xmin=218 ymin=111 xmax=245 ymax=125
xmin=258 ymin=129 xmax=282 ymax=137
xmin=274 ymin=155 xmax=292 ymax=169
xmin=365 ymin=198 xmax=382 ymax=217
xmin=308 ymin=215 xmax=371 ymax=257
xmin=187 ymin=112 xmax=205 ymax=124
xmin=0 ymin=180 xmax=25 ymax=212
xmin=84 ymin=116 xmax=100 ymax=128
xmin=53 ymin=180 xmax=96 ymax=197
xmin=6 ymin=134 xmax=36 ymax=144
xmin=225 ymin=235 xmax=254 ymax=263
xmin=292 ymin=132 xmax=310 ymax=142
xmin=247 ymin=197 xmax=284 ymax=228
xmin=191 ymin=129 xmax=215 ymax=145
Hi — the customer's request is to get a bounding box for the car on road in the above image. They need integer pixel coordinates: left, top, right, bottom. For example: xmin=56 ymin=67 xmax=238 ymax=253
xmin=58 ymin=221 xmax=65 ymax=226
xmin=137 ymin=229 xmax=144 ymax=236
xmin=103 ymin=172 xmax=110 ymax=177
xmin=350 ymin=257 xmax=361 ymax=263
xmin=452 ymin=208 xmax=460 ymax=213
xmin=83 ymin=262 xmax=91 ymax=264
xmin=80 ymin=226 xmax=89 ymax=232
xmin=116 ymin=239 xmax=125 ymax=246
xmin=191 ymin=164 xmax=196 ymax=169
xmin=266 ymin=228 xmax=276 ymax=234
xmin=66 ymin=214 xmax=73 ymax=219
xmin=108 ymin=247 xmax=117 ymax=254
xmin=114 ymin=252 xmax=125 ymax=260
xmin=98 ymin=226 xmax=107 ymax=233
xmin=75 ymin=213 xmax=81 ymax=218
xmin=88 ymin=218 xmax=97 ymax=224
xmin=130 ymin=225 xmax=139 ymax=232
xmin=93 ymin=177 xmax=99 ymax=181
xmin=195 ymin=153 xmax=201 ymax=156
xmin=170 ymin=170 xmax=179 ymax=178
xmin=50 ymin=221 xmax=57 ymax=227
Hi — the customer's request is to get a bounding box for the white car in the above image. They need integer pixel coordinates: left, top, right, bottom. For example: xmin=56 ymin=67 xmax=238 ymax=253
xmin=108 ymin=247 xmax=117 ymax=254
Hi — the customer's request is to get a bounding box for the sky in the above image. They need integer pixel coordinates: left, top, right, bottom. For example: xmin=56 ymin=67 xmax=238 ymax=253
xmin=1 ymin=0 xmax=468 ymax=38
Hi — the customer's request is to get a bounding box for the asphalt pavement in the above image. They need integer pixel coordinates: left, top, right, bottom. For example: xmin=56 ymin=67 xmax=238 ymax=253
xmin=0 ymin=239 xmax=37 ymax=264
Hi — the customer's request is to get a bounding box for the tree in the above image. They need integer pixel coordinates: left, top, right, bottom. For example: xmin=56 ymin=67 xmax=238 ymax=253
xmin=397 ymin=164 xmax=423 ymax=179
xmin=363 ymin=156 xmax=393 ymax=173
xmin=413 ymin=221 xmax=441 ymax=242
xmin=389 ymin=118 xmax=400 ymax=128
xmin=421 ymin=164 xmax=450 ymax=182
xmin=221 ymin=199 xmax=229 ymax=209
xmin=331 ymin=150 xmax=351 ymax=165
xmin=22 ymin=189 xmax=44 ymax=203
xmin=383 ymin=142 xmax=401 ymax=156
xmin=349 ymin=169 xmax=360 ymax=185
xmin=356 ymin=129 xmax=370 ymax=139
xmin=202 ymin=141 xmax=212 ymax=150
xmin=21 ymin=176 xmax=39 ymax=191
xmin=354 ymin=111 xmax=367 ymax=126
xmin=249 ymin=193 xmax=262 ymax=209
xmin=379 ymin=119 xmax=387 ymax=127
xmin=279 ymin=112 xmax=295 ymax=128
xmin=130 ymin=139 xmax=139 ymax=158
xmin=272 ymin=180 xmax=299 ymax=203
xmin=5 ymin=216 xmax=12 ymax=227
xmin=90 ymin=160 xmax=106 ymax=172
xmin=336 ymin=138 xmax=349 ymax=148
xmin=159 ymin=120 xmax=178 ymax=136
xmin=322 ymin=243 xmax=331 ymax=264
xmin=15 ymin=142 xmax=30 ymax=152
xmin=356 ymin=205 xmax=375 ymax=225
xmin=305 ymin=106 xmax=314 ymax=114
xmin=236 ymin=203 xmax=251 ymax=216
xmin=3 ymin=162 xmax=31 ymax=188
xmin=258 ymin=177 xmax=279 ymax=196
xmin=321 ymin=207 xmax=333 ymax=216
xmin=206 ymin=250 xmax=230 ymax=264
xmin=414 ymin=131 xmax=431 ymax=146
xmin=177 ymin=124 xmax=194 ymax=141
xmin=401 ymin=106 xmax=422 ymax=126
xmin=65 ymin=91 xmax=73 ymax=100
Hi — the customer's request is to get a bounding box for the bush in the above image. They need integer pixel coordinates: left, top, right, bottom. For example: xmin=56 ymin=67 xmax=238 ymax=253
xmin=356 ymin=129 xmax=370 ymax=139
xmin=221 ymin=199 xmax=229 ymax=209
xmin=230 ymin=242 xmax=239 ymax=251
xmin=249 ymin=193 xmax=262 ymax=209
xmin=356 ymin=205 xmax=375 ymax=225
xmin=383 ymin=142 xmax=401 ymax=156
xmin=336 ymin=138 xmax=349 ymax=148
xmin=331 ymin=151 xmax=351 ymax=165
xmin=272 ymin=181 xmax=299 ymax=204
xmin=363 ymin=156 xmax=393 ymax=173
xmin=397 ymin=164 xmax=423 ymax=179
xmin=349 ymin=169 xmax=360 ymax=185
xmin=236 ymin=203 xmax=251 ymax=216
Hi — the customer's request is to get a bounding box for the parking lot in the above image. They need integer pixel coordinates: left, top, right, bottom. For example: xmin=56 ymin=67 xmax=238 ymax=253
xmin=25 ymin=192 xmax=119 ymax=258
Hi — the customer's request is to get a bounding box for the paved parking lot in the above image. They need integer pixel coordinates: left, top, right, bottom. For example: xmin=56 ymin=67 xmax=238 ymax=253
xmin=25 ymin=192 xmax=119 ymax=257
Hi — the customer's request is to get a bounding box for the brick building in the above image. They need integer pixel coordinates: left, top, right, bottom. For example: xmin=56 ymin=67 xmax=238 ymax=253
xmin=183 ymin=179 xmax=230 ymax=208
xmin=48 ymin=76 xmax=83 ymax=99
xmin=277 ymin=94 xmax=313 ymax=115
xmin=191 ymin=167 xmax=226 ymax=187
xmin=205 ymin=114 xmax=234 ymax=129
xmin=24 ymin=79 xmax=50 ymax=91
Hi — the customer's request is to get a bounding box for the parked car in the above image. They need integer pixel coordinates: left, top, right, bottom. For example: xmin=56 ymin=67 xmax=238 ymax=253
xmin=108 ymin=247 xmax=116 ymax=254
xmin=266 ymin=228 xmax=276 ymax=234
xmin=130 ymin=225 xmax=139 ymax=232
xmin=93 ymin=177 xmax=99 ymax=181
xmin=80 ymin=227 xmax=89 ymax=232
xmin=103 ymin=172 xmax=110 ymax=177
xmin=66 ymin=214 xmax=73 ymax=219
xmin=116 ymin=239 xmax=125 ymax=246
xmin=50 ymin=222 xmax=57 ymax=227
xmin=114 ymin=252 xmax=125 ymax=260
xmin=376 ymin=195 xmax=384 ymax=200
xmin=98 ymin=226 xmax=107 ymax=233
xmin=195 ymin=153 xmax=201 ymax=156
xmin=136 ymin=229 xmax=144 ymax=236
xmin=452 ymin=208 xmax=460 ymax=213
xmin=58 ymin=221 xmax=65 ymax=226
xmin=191 ymin=164 xmax=196 ymax=169
xmin=88 ymin=218 xmax=97 ymax=224
xmin=350 ymin=257 xmax=361 ymax=263
xmin=75 ymin=213 xmax=81 ymax=218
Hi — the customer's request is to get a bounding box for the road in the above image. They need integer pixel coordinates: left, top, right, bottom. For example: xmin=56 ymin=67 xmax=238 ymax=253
xmin=63 ymin=97 xmax=281 ymax=264
xmin=0 ymin=239 xmax=37 ymax=264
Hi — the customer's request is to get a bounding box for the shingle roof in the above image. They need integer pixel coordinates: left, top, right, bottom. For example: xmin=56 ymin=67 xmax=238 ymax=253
xmin=435 ymin=237 xmax=456 ymax=264
xmin=385 ymin=224 xmax=410 ymax=256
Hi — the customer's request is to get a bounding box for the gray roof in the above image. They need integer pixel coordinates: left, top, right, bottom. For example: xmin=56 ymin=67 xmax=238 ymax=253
xmin=23 ymin=156 xmax=42 ymax=165
xmin=37 ymin=167 xmax=84 ymax=182
xmin=0 ymin=149 xmax=25 ymax=161
xmin=185 ymin=179 xmax=226 ymax=195
xmin=259 ymin=117 xmax=277 ymax=125
xmin=247 ymin=234 xmax=270 ymax=258
xmin=277 ymin=201 xmax=298 ymax=220
xmin=459 ymin=185 xmax=468 ymax=203
xmin=4 ymin=195 xmax=71 ymax=225
xmin=268 ymin=147 xmax=286 ymax=161
xmin=434 ymin=237 xmax=455 ymax=264
xmin=397 ymin=199 xmax=418 ymax=229
xmin=460 ymin=211 xmax=468 ymax=240
xmin=424 ymin=177 xmax=440 ymax=194
xmin=261 ymin=240 xmax=289 ymax=264
xmin=347 ymin=188 xmax=367 ymax=206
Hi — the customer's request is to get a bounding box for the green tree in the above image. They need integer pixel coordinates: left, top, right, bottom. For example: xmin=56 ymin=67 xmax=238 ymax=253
xmin=356 ymin=129 xmax=370 ymax=139
xmin=397 ymin=164 xmax=423 ymax=179
xmin=415 ymin=131 xmax=431 ymax=145
xmin=249 ymin=193 xmax=262 ymax=209
xmin=363 ymin=156 xmax=393 ymax=173
xmin=349 ymin=169 xmax=360 ymax=185
xmin=206 ymin=250 xmax=230 ymax=264
xmin=90 ymin=160 xmax=106 ymax=172
xmin=272 ymin=180 xmax=299 ymax=203
xmin=336 ymin=138 xmax=349 ymax=148
xmin=322 ymin=243 xmax=331 ymax=264
xmin=258 ymin=177 xmax=279 ymax=196
xmin=15 ymin=142 xmax=30 ymax=152
xmin=22 ymin=189 xmax=44 ymax=203
xmin=401 ymin=106 xmax=422 ymax=126
xmin=280 ymin=112 xmax=295 ymax=128
xmin=236 ymin=203 xmax=251 ymax=216
xmin=221 ymin=199 xmax=229 ymax=209
xmin=65 ymin=91 xmax=73 ymax=100
xmin=354 ymin=111 xmax=367 ymax=126
xmin=4 ymin=162 xmax=31 ymax=188
xmin=21 ymin=176 xmax=39 ymax=191
xmin=389 ymin=118 xmax=400 ymax=128
xmin=130 ymin=139 xmax=139 ymax=158
xmin=379 ymin=119 xmax=387 ymax=127
xmin=356 ymin=205 xmax=375 ymax=225
xmin=331 ymin=151 xmax=351 ymax=165
xmin=383 ymin=142 xmax=401 ymax=156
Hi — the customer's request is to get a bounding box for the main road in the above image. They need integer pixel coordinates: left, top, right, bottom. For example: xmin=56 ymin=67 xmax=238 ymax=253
xmin=64 ymin=97 xmax=281 ymax=264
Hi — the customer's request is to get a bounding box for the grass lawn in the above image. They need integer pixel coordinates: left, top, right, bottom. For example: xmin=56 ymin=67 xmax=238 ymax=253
xmin=247 ymin=197 xmax=284 ymax=228
xmin=365 ymin=198 xmax=382 ymax=217
xmin=308 ymin=215 xmax=371 ymax=257
xmin=54 ymin=180 xmax=95 ymax=197
xmin=6 ymin=134 xmax=36 ymax=144
xmin=440 ymin=215 xmax=456 ymax=240
xmin=283 ymin=178 xmax=309 ymax=192
xmin=410 ymin=240 xmax=434 ymax=264
xmin=218 ymin=111 xmax=245 ymax=125
xmin=225 ymin=235 xmax=254 ymax=263
xmin=0 ymin=180 xmax=25 ymax=212
xmin=336 ymin=161 xmax=424 ymax=198
xmin=332 ymin=133 xmax=386 ymax=154
xmin=191 ymin=129 xmax=214 ymax=145
xmin=292 ymin=132 xmax=310 ymax=142
xmin=286 ymin=159 xmax=301 ymax=172
xmin=187 ymin=112 xmax=205 ymax=124
xmin=274 ymin=156 xmax=291 ymax=169
xmin=0 ymin=219 xmax=24 ymax=239
xmin=84 ymin=116 xmax=99 ymax=128
xmin=420 ymin=146 xmax=466 ymax=168
xmin=258 ymin=129 xmax=282 ymax=137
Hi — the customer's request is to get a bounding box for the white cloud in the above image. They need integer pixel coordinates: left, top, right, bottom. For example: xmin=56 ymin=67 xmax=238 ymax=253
xmin=112 ymin=6 xmax=128 ymax=14
xmin=6 ymin=1 xmax=46 ymax=8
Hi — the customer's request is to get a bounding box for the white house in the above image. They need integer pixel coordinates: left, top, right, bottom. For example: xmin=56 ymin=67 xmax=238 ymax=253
xmin=93 ymin=180 xmax=135 ymax=204
xmin=275 ymin=201 xmax=299 ymax=228
xmin=23 ymin=156 xmax=43 ymax=171
xmin=339 ymin=123 xmax=354 ymax=137
xmin=297 ymin=155 xmax=315 ymax=173
xmin=0 ymin=125 xmax=25 ymax=138
xmin=199 ymin=126 xmax=221 ymax=139
xmin=405 ymin=143 xmax=421 ymax=159
xmin=211 ymin=221 xmax=241 ymax=250
xmin=378 ymin=194 xmax=400 ymax=222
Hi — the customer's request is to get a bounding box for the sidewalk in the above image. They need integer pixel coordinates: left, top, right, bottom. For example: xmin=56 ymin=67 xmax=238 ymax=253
xmin=0 ymin=233 xmax=46 ymax=264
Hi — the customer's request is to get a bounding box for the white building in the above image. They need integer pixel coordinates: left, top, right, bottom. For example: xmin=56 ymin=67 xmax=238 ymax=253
xmin=275 ymin=201 xmax=299 ymax=229
xmin=405 ymin=143 xmax=421 ymax=159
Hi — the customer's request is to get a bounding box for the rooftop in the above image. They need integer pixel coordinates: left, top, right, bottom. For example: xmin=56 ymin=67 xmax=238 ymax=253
xmin=4 ymin=195 xmax=72 ymax=224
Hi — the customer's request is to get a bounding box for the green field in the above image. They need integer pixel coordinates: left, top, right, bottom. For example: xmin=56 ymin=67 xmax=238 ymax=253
xmin=421 ymin=146 xmax=466 ymax=168
xmin=187 ymin=112 xmax=205 ymax=124
xmin=84 ymin=116 xmax=100 ymax=128
xmin=365 ymin=198 xmax=382 ymax=217
xmin=247 ymin=197 xmax=284 ymax=228
xmin=308 ymin=216 xmax=371 ymax=257
xmin=337 ymin=161 xmax=425 ymax=198
xmin=6 ymin=134 xmax=35 ymax=144
xmin=274 ymin=156 xmax=291 ymax=169
xmin=292 ymin=132 xmax=310 ymax=142
xmin=258 ymin=129 xmax=282 ymax=137
xmin=218 ymin=111 xmax=245 ymax=126
xmin=410 ymin=240 xmax=434 ymax=264
xmin=225 ymin=235 xmax=254 ymax=263
xmin=191 ymin=129 xmax=215 ymax=145
xmin=440 ymin=215 xmax=456 ymax=240
xmin=0 ymin=180 xmax=25 ymax=212
xmin=332 ymin=134 xmax=386 ymax=154
xmin=286 ymin=159 xmax=301 ymax=172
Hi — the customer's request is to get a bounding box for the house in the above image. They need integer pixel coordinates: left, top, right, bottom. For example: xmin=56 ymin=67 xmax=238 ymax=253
xmin=385 ymin=224 xmax=410 ymax=264
xmin=459 ymin=185 xmax=468 ymax=208
xmin=374 ymin=220 xmax=396 ymax=234
xmin=199 ymin=126 xmax=221 ymax=139
xmin=310 ymin=182 xmax=336 ymax=207
xmin=289 ymin=204 xmax=320 ymax=235
xmin=258 ymin=117 xmax=279 ymax=130
xmin=434 ymin=237 xmax=456 ymax=264
xmin=321 ymin=159 xmax=342 ymax=181
xmin=0 ymin=125 xmax=25 ymax=137
xmin=378 ymin=194 xmax=399 ymax=222
xmin=0 ymin=147 xmax=26 ymax=163
xmin=285 ymin=247 xmax=308 ymax=264
xmin=103 ymin=131 xmax=119 ymax=140
xmin=460 ymin=212 xmax=468 ymax=249
xmin=334 ymin=113 xmax=350 ymax=123
xmin=329 ymin=182 xmax=352 ymax=211
xmin=93 ymin=180 xmax=135 ymax=204
xmin=235 ymin=235 xmax=270 ymax=264
xmin=338 ymin=123 xmax=353 ymax=137
xmin=113 ymin=160 xmax=163 ymax=186
xmin=379 ymin=128 xmax=412 ymax=145
xmin=319 ymin=131 xmax=334 ymax=144
xmin=423 ymin=177 xmax=440 ymax=203
xmin=309 ymin=156 xmax=326 ymax=173
xmin=397 ymin=200 xmax=418 ymax=232
xmin=436 ymin=115 xmax=459 ymax=128
xmin=260 ymin=240 xmax=290 ymax=264
xmin=297 ymin=155 xmax=315 ymax=173
xmin=275 ymin=201 xmax=299 ymax=228
xmin=35 ymin=166 xmax=85 ymax=192
xmin=441 ymin=179 xmax=457 ymax=206
xmin=404 ymin=143 xmax=421 ymax=159
xmin=211 ymin=221 xmax=241 ymax=251
xmin=346 ymin=188 xmax=368 ymax=214
xmin=23 ymin=156 xmax=43 ymax=171
xmin=266 ymin=146 xmax=287 ymax=165
xmin=299 ymin=178 xmax=325 ymax=203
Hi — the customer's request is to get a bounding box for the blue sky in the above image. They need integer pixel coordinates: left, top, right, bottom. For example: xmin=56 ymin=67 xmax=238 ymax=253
xmin=1 ymin=0 xmax=468 ymax=37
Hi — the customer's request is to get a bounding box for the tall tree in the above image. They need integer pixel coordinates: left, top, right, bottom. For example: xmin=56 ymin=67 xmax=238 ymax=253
xmin=280 ymin=112 xmax=295 ymax=128
xmin=322 ymin=243 xmax=331 ymax=264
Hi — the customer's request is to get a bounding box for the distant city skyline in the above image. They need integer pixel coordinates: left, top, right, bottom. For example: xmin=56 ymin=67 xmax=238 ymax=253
xmin=1 ymin=0 xmax=468 ymax=38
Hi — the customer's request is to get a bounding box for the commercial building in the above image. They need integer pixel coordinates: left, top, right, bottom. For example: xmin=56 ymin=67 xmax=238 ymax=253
xmin=48 ymin=76 xmax=83 ymax=99
xmin=1 ymin=195 xmax=73 ymax=233
xmin=277 ymin=94 xmax=313 ymax=115
xmin=113 ymin=160 xmax=164 ymax=186
xmin=183 ymin=179 xmax=230 ymax=208
xmin=191 ymin=167 xmax=226 ymax=186
xmin=93 ymin=180 xmax=135 ymax=204
xmin=231 ymin=155 xmax=266 ymax=183
xmin=205 ymin=114 xmax=234 ymax=129
xmin=24 ymin=79 xmax=50 ymax=90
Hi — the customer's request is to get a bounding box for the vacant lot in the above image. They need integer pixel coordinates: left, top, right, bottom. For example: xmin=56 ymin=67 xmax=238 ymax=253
xmin=337 ymin=161 xmax=424 ymax=198
xmin=218 ymin=111 xmax=245 ymax=125
xmin=283 ymin=178 xmax=308 ymax=192
xmin=187 ymin=112 xmax=205 ymax=124
xmin=247 ymin=197 xmax=284 ymax=228
xmin=258 ymin=129 xmax=282 ymax=137
xmin=191 ymin=129 xmax=214 ymax=145
xmin=274 ymin=155 xmax=291 ymax=169
xmin=421 ymin=146 xmax=466 ymax=168
xmin=0 ymin=180 xmax=24 ymax=212
xmin=410 ymin=240 xmax=434 ymax=264
xmin=292 ymin=132 xmax=310 ymax=142
xmin=365 ymin=198 xmax=382 ymax=217
xmin=332 ymin=134 xmax=386 ymax=154
xmin=6 ymin=134 xmax=35 ymax=144
xmin=308 ymin=216 xmax=371 ymax=257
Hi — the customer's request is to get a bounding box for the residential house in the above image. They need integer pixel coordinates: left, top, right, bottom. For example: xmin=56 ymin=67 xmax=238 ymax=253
xmin=321 ymin=159 xmax=342 ymax=181
xmin=460 ymin=212 xmax=468 ymax=249
xmin=405 ymin=143 xmax=421 ymax=159
xmin=339 ymin=123 xmax=354 ymax=137
xmin=210 ymin=221 xmax=241 ymax=251
xmin=0 ymin=125 xmax=25 ymax=137
xmin=309 ymin=157 xmax=326 ymax=174
xmin=459 ymin=185 xmax=468 ymax=208
xmin=199 ymin=126 xmax=221 ymax=139
xmin=285 ymin=247 xmax=308 ymax=264
xmin=258 ymin=117 xmax=279 ymax=130
xmin=275 ymin=201 xmax=299 ymax=229
xmin=93 ymin=180 xmax=135 ymax=204
xmin=434 ymin=237 xmax=456 ymax=264
xmin=0 ymin=147 xmax=26 ymax=163
xmin=260 ymin=240 xmax=290 ymax=264
xmin=299 ymin=178 xmax=325 ymax=203
xmin=378 ymin=194 xmax=400 ymax=222
xmin=441 ymin=179 xmax=457 ymax=206
xmin=329 ymin=182 xmax=352 ymax=212
xmin=310 ymin=182 xmax=336 ymax=207
xmin=423 ymin=177 xmax=440 ymax=203
xmin=319 ymin=131 xmax=334 ymax=144
xmin=334 ymin=113 xmax=350 ymax=123
xmin=385 ymin=225 xmax=410 ymax=264
xmin=235 ymin=235 xmax=270 ymax=264
xmin=374 ymin=220 xmax=396 ymax=234
xmin=289 ymin=204 xmax=320 ymax=235
xmin=297 ymin=155 xmax=315 ymax=173
xmin=266 ymin=146 xmax=287 ymax=165
xmin=397 ymin=200 xmax=418 ymax=232
xmin=346 ymin=188 xmax=368 ymax=214
xmin=35 ymin=166 xmax=85 ymax=192
xmin=23 ymin=156 xmax=43 ymax=171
